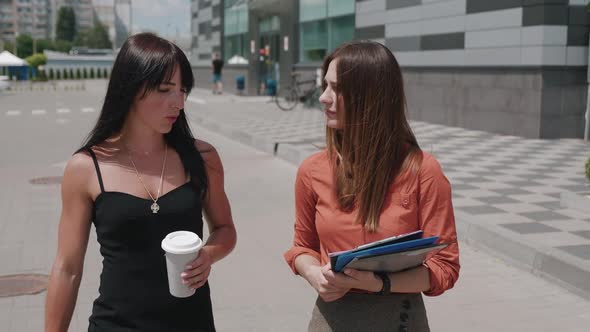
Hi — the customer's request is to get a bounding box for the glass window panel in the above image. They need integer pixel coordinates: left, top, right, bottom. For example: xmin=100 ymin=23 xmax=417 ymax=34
xmin=300 ymin=0 xmax=327 ymax=22
xmin=300 ymin=20 xmax=327 ymax=62
xmin=327 ymin=0 xmax=354 ymax=17
xmin=329 ymin=15 xmax=354 ymax=50
xmin=224 ymin=4 xmax=248 ymax=36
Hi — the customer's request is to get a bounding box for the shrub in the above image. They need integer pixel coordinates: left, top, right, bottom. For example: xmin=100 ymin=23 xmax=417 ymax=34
xmin=49 ymin=68 xmax=54 ymax=80
xmin=83 ymin=68 xmax=88 ymax=79
xmin=76 ymin=68 xmax=81 ymax=79
xmin=63 ymin=68 xmax=68 ymax=79
xmin=90 ymin=68 xmax=95 ymax=79
xmin=56 ymin=70 xmax=61 ymax=80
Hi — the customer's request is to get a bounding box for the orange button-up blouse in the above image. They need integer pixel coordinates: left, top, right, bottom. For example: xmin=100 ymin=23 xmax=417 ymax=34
xmin=284 ymin=150 xmax=460 ymax=296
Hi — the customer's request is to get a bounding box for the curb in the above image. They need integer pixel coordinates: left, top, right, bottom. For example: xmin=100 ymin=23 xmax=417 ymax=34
xmin=191 ymin=116 xmax=590 ymax=301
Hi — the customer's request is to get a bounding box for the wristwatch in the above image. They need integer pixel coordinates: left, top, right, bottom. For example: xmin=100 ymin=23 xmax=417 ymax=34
xmin=375 ymin=272 xmax=391 ymax=296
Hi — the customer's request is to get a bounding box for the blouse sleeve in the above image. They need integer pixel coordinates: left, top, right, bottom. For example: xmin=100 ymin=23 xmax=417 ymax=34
xmin=418 ymin=154 xmax=460 ymax=296
xmin=283 ymin=157 xmax=321 ymax=274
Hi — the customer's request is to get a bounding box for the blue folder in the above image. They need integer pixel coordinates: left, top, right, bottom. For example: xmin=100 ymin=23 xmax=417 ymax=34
xmin=332 ymin=236 xmax=439 ymax=272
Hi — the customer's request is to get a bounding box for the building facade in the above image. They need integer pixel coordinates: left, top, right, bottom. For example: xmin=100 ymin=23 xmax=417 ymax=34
xmin=193 ymin=0 xmax=590 ymax=138
xmin=113 ymin=0 xmax=130 ymax=48
xmin=0 ymin=0 xmax=53 ymax=43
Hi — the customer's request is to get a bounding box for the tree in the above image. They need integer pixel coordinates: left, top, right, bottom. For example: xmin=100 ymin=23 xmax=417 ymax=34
xmin=56 ymin=7 xmax=76 ymax=42
xmin=89 ymin=68 xmax=95 ymax=79
xmin=103 ymin=68 xmax=109 ymax=78
xmin=49 ymin=68 xmax=54 ymax=80
xmin=56 ymin=70 xmax=61 ymax=80
xmin=54 ymin=40 xmax=73 ymax=53
xmin=88 ymin=22 xmax=112 ymax=49
xmin=69 ymin=68 xmax=74 ymax=79
xmin=4 ymin=41 xmax=15 ymax=54
xmin=63 ymin=68 xmax=68 ymax=79
xmin=74 ymin=22 xmax=113 ymax=49
xmin=16 ymin=34 xmax=33 ymax=58
xmin=36 ymin=39 xmax=54 ymax=53
xmin=97 ymin=67 xmax=102 ymax=78
xmin=25 ymin=53 xmax=47 ymax=68
xmin=83 ymin=68 xmax=88 ymax=79
xmin=76 ymin=68 xmax=81 ymax=79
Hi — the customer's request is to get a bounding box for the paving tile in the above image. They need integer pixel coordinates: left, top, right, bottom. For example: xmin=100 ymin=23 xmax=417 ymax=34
xmin=492 ymin=203 xmax=548 ymax=214
xmin=556 ymin=245 xmax=590 ymax=260
xmin=500 ymin=222 xmax=561 ymax=234
xmin=571 ymin=230 xmax=590 ymax=240
xmin=508 ymin=194 xmax=558 ymax=204
xmin=533 ymin=201 xmax=564 ymax=210
xmin=458 ymin=205 xmax=507 ymax=215
xmin=519 ymin=211 xmax=571 ymax=222
xmin=451 ymin=183 xmax=479 ymax=191
xmin=490 ymin=187 xmax=534 ymax=196
xmin=475 ymin=196 xmax=520 ymax=205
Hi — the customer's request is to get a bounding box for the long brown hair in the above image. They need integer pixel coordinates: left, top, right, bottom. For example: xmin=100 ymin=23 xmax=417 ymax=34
xmin=324 ymin=41 xmax=422 ymax=232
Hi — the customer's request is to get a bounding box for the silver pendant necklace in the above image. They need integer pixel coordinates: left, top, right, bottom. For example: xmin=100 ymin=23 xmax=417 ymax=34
xmin=127 ymin=144 xmax=168 ymax=214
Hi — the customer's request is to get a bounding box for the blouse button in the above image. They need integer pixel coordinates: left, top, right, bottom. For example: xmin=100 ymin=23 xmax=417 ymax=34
xmin=402 ymin=199 xmax=409 ymax=207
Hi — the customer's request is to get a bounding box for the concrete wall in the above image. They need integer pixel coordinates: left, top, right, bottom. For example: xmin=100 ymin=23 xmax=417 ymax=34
xmin=403 ymin=67 xmax=587 ymax=138
xmin=192 ymin=65 xmax=249 ymax=95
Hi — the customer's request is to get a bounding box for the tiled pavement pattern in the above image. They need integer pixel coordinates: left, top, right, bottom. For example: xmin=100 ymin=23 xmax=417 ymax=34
xmin=187 ymin=89 xmax=590 ymax=299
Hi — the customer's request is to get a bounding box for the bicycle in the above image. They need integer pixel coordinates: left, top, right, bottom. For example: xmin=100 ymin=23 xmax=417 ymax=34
xmin=275 ymin=72 xmax=322 ymax=111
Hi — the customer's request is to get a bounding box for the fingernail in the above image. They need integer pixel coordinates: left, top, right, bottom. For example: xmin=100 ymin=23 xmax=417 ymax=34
xmin=181 ymin=273 xmax=187 ymax=278
xmin=186 ymin=265 xmax=192 ymax=269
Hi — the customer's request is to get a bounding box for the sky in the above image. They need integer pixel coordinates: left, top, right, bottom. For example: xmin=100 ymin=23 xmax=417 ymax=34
xmin=131 ymin=0 xmax=191 ymax=46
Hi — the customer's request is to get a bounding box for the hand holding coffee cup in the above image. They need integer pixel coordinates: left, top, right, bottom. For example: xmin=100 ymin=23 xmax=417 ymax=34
xmin=161 ymin=231 xmax=206 ymax=298
xmin=181 ymin=244 xmax=212 ymax=291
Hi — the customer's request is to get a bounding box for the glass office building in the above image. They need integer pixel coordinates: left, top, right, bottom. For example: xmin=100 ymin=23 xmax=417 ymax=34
xmin=299 ymin=0 xmax=354 ymax=63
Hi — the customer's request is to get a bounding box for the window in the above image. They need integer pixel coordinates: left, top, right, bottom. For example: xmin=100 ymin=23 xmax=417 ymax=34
xmin=299 ymin=0 xmax=354 ymax=63
xmin=223 ymin=2 xmax=248 ymax=62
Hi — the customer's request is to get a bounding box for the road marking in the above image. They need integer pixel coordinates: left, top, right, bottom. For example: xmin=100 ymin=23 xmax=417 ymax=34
xmin=6 ymin=110 xmax=21 ymax=116
xmin=52 ymin=160 xmax=68 ymax=169
xmin=57 ymin=108 xmax=71 ymax=114
xmin=32 ymin=109 xmax=46 ymax=115
xmin=81 ymin=107 xmax=95 ymax=113
xmin=187 ymin=96 xmax=206 ymax=105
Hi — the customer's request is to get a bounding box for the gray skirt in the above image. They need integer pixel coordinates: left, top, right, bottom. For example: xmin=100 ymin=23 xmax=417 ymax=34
xmin=308 ymin=293 xmax=430 ymax=332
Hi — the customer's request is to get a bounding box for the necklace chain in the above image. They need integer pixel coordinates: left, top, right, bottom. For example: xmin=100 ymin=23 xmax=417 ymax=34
xmin=127 ymin=144 xmax=167 ymax=213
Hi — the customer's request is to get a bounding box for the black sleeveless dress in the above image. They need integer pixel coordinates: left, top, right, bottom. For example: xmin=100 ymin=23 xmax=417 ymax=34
xmin=86 ymin=149 xmax=215 ymax=332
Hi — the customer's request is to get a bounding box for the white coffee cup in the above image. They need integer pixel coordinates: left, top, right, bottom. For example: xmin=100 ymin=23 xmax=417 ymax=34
xmin=161 ymin=231 xmax=203 ymax=298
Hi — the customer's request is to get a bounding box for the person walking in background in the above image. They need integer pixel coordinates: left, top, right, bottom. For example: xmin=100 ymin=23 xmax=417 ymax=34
xmin=45 ymin=33 xmax=237 ymax=332
xmin=212 ymin=52 xmax=224 ymax=94
xmin=284 ymin=41 xmax=460 ymax=331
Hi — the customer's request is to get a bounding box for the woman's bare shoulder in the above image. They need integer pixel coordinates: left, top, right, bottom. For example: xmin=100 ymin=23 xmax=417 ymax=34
xmin=194 ymin=138 xmax=216 ymax=154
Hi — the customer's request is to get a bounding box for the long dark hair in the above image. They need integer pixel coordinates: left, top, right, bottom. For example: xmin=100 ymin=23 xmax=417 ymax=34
xmin=324 ymin=41 xmax=422 ymax=232
xmin=78 ymin=32 xmax=207 ymax=196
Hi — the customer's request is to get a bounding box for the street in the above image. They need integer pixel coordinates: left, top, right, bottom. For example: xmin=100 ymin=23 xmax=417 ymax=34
xmin=0 ymin=83 xmax=589 ymax=331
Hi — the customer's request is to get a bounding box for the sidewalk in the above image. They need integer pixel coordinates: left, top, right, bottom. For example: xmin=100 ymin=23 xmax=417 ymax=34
xmin=187 ymin=88 xmax=590 ymax=300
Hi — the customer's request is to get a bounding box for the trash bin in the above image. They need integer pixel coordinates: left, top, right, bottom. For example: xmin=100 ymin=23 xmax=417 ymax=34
xmin=266 ymin=78 xmax=276 ymax=96
xmin=236 ymin=75 xmax=245 ymax=94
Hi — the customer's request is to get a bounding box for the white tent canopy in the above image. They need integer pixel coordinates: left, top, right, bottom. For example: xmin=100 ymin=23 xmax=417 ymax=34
xmin=227 ymin=55 xmax=248 ymax=65
xmin=0 ymin=51 xmax=27 ymax=66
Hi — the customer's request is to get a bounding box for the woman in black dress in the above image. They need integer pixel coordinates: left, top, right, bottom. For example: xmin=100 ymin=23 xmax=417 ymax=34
xmin=45 ymin=33 xmax=237 ymax=332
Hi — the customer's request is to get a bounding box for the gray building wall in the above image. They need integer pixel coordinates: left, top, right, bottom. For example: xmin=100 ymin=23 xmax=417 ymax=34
xmin=356 ymin=0 xmax=590 ymax=138
xmin=190 ymin=0 xmax=223 ymax=66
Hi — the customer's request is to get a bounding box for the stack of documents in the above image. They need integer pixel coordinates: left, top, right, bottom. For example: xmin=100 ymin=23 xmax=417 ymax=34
xmin=329 ymin=230 xmax=447 ymax=273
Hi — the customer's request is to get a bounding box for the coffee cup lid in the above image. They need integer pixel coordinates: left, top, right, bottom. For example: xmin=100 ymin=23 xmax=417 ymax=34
xmin=161 ymin=231 xmax=203 ymax=254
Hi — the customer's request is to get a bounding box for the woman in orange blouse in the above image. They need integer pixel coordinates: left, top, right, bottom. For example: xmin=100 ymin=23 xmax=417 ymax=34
xmin=284 ymin=41 xmax=460 ymax=331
